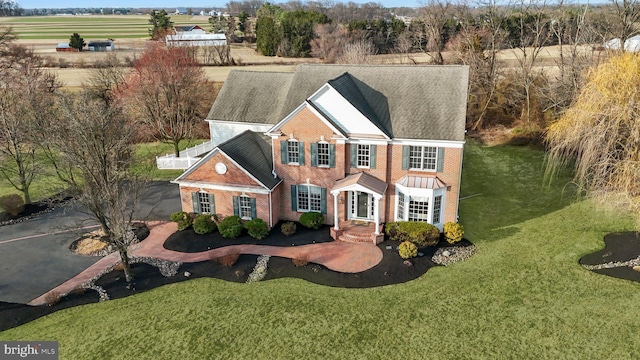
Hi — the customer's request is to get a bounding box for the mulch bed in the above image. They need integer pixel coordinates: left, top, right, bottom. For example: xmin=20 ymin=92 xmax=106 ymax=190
xmin=0 ymin=195 xmax=72 ymax=227
xmin=0 ymin=220 xmax=475 ymax=332
xmin=163 ymin=220 xmax=333 ymax=252
xmin=580 ymin=232 xmax=640 ymax=283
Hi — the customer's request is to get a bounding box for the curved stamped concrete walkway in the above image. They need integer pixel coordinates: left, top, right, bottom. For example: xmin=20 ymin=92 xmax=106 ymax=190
xmin=29 ymin=221 xmax=383 ymax=306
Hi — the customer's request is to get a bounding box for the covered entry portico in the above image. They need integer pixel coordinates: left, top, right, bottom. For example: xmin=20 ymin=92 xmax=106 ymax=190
xmin=330 ymin=172 xmax=387 ymax=244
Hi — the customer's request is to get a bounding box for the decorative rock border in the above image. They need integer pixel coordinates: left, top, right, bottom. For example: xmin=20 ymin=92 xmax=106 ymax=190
xmin=246 ymin=255 xmax=270 ymax=284
xmin=0 ymin=197 xmax=74 ymax=227
xmin=582 ymin=255 xmax=640 ymax=270
xmin=60 ymin=256 xmax=183 ymax=302
xmin=432 ymin=244 xmax=478 ymax=266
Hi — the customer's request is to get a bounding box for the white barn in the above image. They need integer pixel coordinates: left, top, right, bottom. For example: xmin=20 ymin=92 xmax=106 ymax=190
xmin=166 ymin=33 xmax=227 ymax=47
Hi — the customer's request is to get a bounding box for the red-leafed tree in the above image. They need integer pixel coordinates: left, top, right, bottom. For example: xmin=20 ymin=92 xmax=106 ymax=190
xmin=116 ymin=43 xmax=212 ymax=156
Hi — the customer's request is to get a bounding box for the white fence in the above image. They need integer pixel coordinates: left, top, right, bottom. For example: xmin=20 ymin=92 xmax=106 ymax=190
xmin=156 ymin=141 xmax=215 ymax=170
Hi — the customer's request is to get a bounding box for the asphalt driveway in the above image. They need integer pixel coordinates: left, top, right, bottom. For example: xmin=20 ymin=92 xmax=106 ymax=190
xmin=0 ymin=181 xmax=181 ymax=304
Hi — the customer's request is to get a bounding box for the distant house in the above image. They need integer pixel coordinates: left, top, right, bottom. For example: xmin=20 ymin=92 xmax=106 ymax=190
xmin=55 ymin=43 xmax=76 ymax=52
xmin=87 ymin=40 xmax=114 ymax=52
xmin=174 ymin=25 xmax=205 ymax=33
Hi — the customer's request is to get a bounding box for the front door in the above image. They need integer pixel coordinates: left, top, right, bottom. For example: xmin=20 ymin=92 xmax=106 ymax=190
xmin=357 ymin=191 xmax=369 ymax=218
xmin=349 ymin=191 xmax=373 ymax=220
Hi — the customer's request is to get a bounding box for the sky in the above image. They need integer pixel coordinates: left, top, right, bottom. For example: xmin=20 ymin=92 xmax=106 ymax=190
xmin=18 ymin=0 xmax=421 ymax=9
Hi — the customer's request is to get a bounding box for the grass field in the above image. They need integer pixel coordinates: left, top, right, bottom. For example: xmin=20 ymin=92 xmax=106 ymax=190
xmin=0 ymin=15 xmax=211 ymax=40
xmin=0 ymin=139 xmax=207 ymax=201
xmin=2 ymin=141 xmax=638 ymax=358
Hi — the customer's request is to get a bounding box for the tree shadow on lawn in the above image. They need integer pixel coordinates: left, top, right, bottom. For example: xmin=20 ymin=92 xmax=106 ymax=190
xmin=580 ymin=232 xmax=640 ymax=283
xmin=459 ymin=142 xmax=578 ymax=241
xmin=0 ymin=237 xmax=475 ymax=332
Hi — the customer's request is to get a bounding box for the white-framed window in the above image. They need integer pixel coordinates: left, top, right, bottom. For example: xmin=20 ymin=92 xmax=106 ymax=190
xmin=397 ymin=192 xmax=405 ymax=221
xmin=198 ymin=192 xmax=212 ymax=214
xmin=192 ymin=192 xmax=215 ymax=214
xmin=297 ymin=184 xmax=322 ymax=212
xmin=317 ymin=142 xmax=330 ymax=167
xmin=432 ymin=195 xmax=442 ymax=224
xmin=410 ymin=146 xmax=437 ymax=171
xmin=408 ymin=197 xmax=429 ymax=222
xmin=287 ymin=140 xmax=299 ymax=164
xmin=239 ymin=196 xmax=252 ymax=219
xmin=357 ymin=144 xmax=370 ymax=168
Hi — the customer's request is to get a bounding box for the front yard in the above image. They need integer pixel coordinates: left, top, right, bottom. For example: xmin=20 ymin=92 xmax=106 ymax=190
xmin=1 ymin=141 xmax=639 ymax=358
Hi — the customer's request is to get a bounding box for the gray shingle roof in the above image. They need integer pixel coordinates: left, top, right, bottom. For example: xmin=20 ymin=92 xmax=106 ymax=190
xmin=218 ymin=130 xmax=281 ymax=189
xmin=207 ymin=70 xmax=294 ymax=124
xmin=208 ymin=64 xmax=469 ymax=141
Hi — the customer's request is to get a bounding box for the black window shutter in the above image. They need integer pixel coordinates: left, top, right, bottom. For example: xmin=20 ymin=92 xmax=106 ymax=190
xmin=311 ymin=142 xmax=318 ymax=167
xmin=370 ymin=145 xmax=377 ymax=169
xmin=192 ymin=192 xmax=200 ymax=213
xmin=280 ymin=141 xmax=287 ymax=164
xmin=232 ymin=196 xmax=239 ymax=216
xmin=402 ymin=145 xmax=410 ymax=170
xmin=437 ymin=147 xmax=445 ymax=172
xmin=329 ymin=144 xmax=336 ymax=168
xmin=350 ymin=144 xmax=357 ymax=168
xmin=250 ymin=198 xmax=257 ymax=219
xmin=208 ymin=193 xmax=215 ymax=213
xmin=320 ymin=188 xmax=327 ymax=214
xmin=291 ymin=185 xmax=297 ymax=211
xmin=298 ymin=142 xmax=305 ymax=165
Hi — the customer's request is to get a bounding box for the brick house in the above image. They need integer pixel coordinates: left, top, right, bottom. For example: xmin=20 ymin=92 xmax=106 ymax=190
xmin=173 ymin=64 xmax=469 ymax=243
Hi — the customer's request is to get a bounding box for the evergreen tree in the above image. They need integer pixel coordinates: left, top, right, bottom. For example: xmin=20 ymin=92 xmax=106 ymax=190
xmin=148 ymin=10 xmax=173 ymax=40
xmin=69 ymin=32 xmax=85 ymax=51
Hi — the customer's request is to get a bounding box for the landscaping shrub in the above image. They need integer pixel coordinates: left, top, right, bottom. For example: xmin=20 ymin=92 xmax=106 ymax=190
xmin=212 ymin=251 xmax=240 ymax=267
xmin=0 ymin=194 xmax=25 ymax=216
xmin=299 ymin=212 xmax=324 ymax=229
xmin=399 ymin=241 xmax=418 ymax=259
xmin=444 ymin=222 xmax=464 ymax=244
xmin=244 ymin=218 xmax=269 ymax=240
xmin=386 ymin=221 xmax=440 ymax=247
xmin=292 ymin=253 xmax=309 ymax=267
xmin=281 ymin=221 xmax=297 ymax=236
xmin=218 ymin=215 xmax=244 ymax=239
xmin=170 ymin=211 xmax=192 ymax=231
xmin=193 ymin=214 xmax=217 ymax=235
xmin=44 ymin=291 xmax=61 ymax=307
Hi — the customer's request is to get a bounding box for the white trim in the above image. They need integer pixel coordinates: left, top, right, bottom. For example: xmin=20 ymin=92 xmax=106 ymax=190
xmin=348 ymin=138 xmax=389 ymax=145
xmin=265 ymin=102 xmax=348 ymax=140
xmin=175 ymin=182 xmax=273 ymax=195
xmin=174 ymin=148 xmax=274 ymax=191
xmin=309 ymin=84 xmax=391 ymax=140
xmin=206 ymin=119 xmax=275 ymax=127
xmin=392 ymin=138 xmax=465 ymax=148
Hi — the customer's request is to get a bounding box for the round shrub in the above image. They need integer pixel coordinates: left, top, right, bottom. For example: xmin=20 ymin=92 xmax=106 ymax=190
xmin=0 ymin=194 xmax=25 ymax=216
xmin=389 ymin=221 xmax=440 ymax=247
xmin=399 ymin=241 xmax=418 ymax=259
xmin=193 ymin=214 xmax=217 ymax=235
xmin=299 ymin=212 xmax=324 ymax=229
xmin=281 ymin=221 xmax=297 ymax=236
xmin=245 ymin=218 xmax=269 ymax=240
xmin=444 ymin=222 xmax=464 ymax=244
xmin=170 ymin=211 xmax=192 ymax=231
xmin=218 ymin=215 xmax=244 ymax=239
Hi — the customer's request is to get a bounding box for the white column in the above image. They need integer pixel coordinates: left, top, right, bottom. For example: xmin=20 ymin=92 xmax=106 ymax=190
xmin=374 ymin=195 xmax=381 ymax=235
xmin=333 ymin=192 xmax=339 ymax=230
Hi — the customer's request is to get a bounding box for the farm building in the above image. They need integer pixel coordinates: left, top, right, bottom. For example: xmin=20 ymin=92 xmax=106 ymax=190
xmin=55 ymin=43 xmax=77 ymax=52
xmin=87 ymin=40 xmax=114 ymax=52
xmin=165 ymin=33 xmax=227 ymax=47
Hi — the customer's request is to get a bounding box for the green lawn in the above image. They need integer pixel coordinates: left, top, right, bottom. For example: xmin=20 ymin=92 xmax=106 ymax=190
xmin=2 ymin=141 xmax=639 ymax=358
xmin=0 ymin=139 xmax=207 ymax=201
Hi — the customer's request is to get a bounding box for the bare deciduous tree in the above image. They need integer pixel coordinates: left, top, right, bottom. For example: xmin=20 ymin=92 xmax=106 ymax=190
xmin=310 ymin=23 xmax=352 ymax=63
xmin=53 ymin=91 xmax=143 ymax=282
xmin=337 ymin=38 xmax=377 ymax=64
xmin=0 ymin=43 xmax=59 ymax=204
xmin=418 ymin=0 xmax=454 ymax=65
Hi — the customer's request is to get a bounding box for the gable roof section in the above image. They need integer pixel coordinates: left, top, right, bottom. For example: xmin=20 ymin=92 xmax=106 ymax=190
xmin=208 ymin=65 xmax=469 ymax=141
xmin=176 ymin=130 xmax=281 ymax=190
xmin=326 ymin=73 xmax=391 ymax=138
xmin=218 ymin=130 xmax=280 ymax=189
xmin=207 ymin=71 xmax=294 ymax=124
